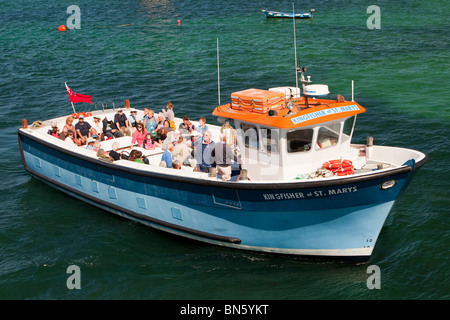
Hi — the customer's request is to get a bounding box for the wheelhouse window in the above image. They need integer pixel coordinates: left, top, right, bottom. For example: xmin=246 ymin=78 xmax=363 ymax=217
xmin=287 ymin=129 xmax=313 ymax=153
xmin=241 ymin=123 xmax=259 ymax=149
xmin=316 ymin=123 xmax=340 ymax=149
xmin=260 ymin=128 xmax=279 ymax=154
xmin=341 ymin=116 xmax=355 ymax=143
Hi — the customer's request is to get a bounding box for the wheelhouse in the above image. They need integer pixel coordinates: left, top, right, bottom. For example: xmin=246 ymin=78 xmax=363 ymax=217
xmin=213 ymin=87 xmax=364 ymax=181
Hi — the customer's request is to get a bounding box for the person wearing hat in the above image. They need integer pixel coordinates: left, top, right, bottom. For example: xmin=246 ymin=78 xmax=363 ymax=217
xmin=93 ymin=140 xmax=101 ymax=152
xmin=47 ymin=120 xmax=59 ymax=136
xmin=128 ymin=110 xmax=138 ymax=129
xmin=86 ymin=137 xmax=95 ymax=150
xmin=75 ymin=115 xmax=91 ymax=145
xmin=91 ymin=116 xmax=103 ymax=140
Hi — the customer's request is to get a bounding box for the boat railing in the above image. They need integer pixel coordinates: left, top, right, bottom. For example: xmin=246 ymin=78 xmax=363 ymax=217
xmin=101 ymin=100 xmax=116 ymax=111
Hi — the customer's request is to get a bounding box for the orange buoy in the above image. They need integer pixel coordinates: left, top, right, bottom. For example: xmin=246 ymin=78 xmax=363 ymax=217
xmin=58 ymin=25 xmax=67 ymax=32
xmin=177 ymin=19 xmax=181 ymax=26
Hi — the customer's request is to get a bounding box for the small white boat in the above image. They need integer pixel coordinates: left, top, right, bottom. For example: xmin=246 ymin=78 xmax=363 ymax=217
xmin=262 ymin=9 xmax=315 ymax=19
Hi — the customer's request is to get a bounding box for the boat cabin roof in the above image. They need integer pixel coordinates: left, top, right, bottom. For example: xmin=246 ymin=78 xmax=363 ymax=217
xmin=213 ymin=89 xmax=365 ymax=129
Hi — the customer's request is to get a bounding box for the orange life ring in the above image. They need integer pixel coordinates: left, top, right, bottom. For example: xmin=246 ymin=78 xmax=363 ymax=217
xmin=72 ymin=112 xmax=92 ymax=119
xmin=322 ymin=159 xmax=353 ymax=170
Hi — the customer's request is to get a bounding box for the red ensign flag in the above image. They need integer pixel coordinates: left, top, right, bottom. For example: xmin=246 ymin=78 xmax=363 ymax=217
xmin=65 ymin=83 xmax=92 ymax=104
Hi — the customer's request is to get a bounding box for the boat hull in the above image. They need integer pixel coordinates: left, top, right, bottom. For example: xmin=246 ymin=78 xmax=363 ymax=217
xmin=18 ymin=130 xmax=425 ymax=261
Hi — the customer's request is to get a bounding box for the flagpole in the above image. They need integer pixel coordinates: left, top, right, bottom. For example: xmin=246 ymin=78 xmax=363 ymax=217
xmin=65 ymin=82 xmax=76 ymax=113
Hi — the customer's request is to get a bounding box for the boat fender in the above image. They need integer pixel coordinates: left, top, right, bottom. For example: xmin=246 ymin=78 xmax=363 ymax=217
xmin=322 ymin=159 xmax=353 ymax=170
xmin=72 ymin=112 xmax=93 ymax=119
xmin=31 ymin=121 xmax=45 ymax=128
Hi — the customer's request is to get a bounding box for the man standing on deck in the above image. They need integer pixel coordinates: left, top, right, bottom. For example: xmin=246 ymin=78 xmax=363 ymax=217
xmin=193 ymin=130 xmax=215 ymax=173
xmin=212 ymin=133 xmax=239 ymax=181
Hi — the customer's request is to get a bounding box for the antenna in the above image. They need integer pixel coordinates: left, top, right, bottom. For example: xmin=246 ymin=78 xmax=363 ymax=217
xmin=352 ymin=80 xmax=354 ymax=101
xmin=217 ymin=38 xmax=221 ymax=106
xmin=292 ymin=3 xmax=299 ymax=89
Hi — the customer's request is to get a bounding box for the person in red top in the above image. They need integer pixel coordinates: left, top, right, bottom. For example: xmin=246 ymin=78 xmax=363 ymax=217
xmin=131 ymin=123 xmax=147 ymax=147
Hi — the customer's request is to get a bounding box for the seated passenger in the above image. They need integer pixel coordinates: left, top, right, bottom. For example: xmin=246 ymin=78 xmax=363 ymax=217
xmin=48 ymin=121 xmax=59 ymax=135
xmin=102 ymin=117 xmax=123 ymax=139
xmin=221 ymin=120 xmax=236 ymax=150
xmin=186 ymin=121 xmax=195 ymax=134
xmin=162 ymin=102 xmax=175 ymax=122
xmin=172 ymin=160 xmax=182 ymax=170
xmin=93 ymin=140 xmax=101 ymax=152
xmin=75 ymin=115 xmax=90 ymax=145
xmin=178 ymin=115 xmax=190 ymax=134
xmin=51 ymin=126 xmax=60 ymax=138
xmin=128 ymin=149 xmax=145 ymax=164
xmin=162 ymin=120 xmax=174 ymax=135
xmin=109 ymin=142 xmax=122 ymax=161
xmin=197 ymin=117 xmax=208 ymax=135
xmin=172 ymin=136 xmax=192 ymax=166
xmin=143 ymin=109 xmax=157 ymax=137
xmin=89 ymin=127 xmax=99 ymax=140
xmin=65 ymin=130 xmax=77 ymax=145
xmin=143 ymin=133 xmax=156 ymax=150
xmin=131 ymin=123 xmax=147 ymax=147
xmin=86 ymin=137 xmax=95 ymax=150
xmin=128 ymin=110 xmax=138 ymax=129
xmin=141 ymin=107 xmax=150 ymax=124
xmin=114 ymin=109 xmax=131 ymax=136
xmin=59 ymin=126 xmax=69 ymax=141
xmin=154 ymin=128 xmax=167 ymax=145
xmin=64 ymin=116 xmax=81 ymax=146
xmin=156 ymin=113 xmax=165 ymax=130
xmin=161 ymin=130 xmax=179 ymax=151
xmin=161 ymin=142 xmax=174 ymax=168
xmin=92 ymin=117 xmax=103 ymax=139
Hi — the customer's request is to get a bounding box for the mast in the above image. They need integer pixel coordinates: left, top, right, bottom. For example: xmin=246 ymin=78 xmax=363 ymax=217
xmin=217 ymin=38 xmax=221 ymax=106
xmin=293 ymin=3 xmax=299 ymax=89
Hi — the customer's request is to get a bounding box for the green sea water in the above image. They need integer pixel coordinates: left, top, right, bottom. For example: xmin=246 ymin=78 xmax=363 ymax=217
xmin=0 ymin=0 xmax=448 ymax=301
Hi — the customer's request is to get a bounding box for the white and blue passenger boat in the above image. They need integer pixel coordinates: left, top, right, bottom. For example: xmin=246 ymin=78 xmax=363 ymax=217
xmin=17 ymin=69 xmax=427 ymax=261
